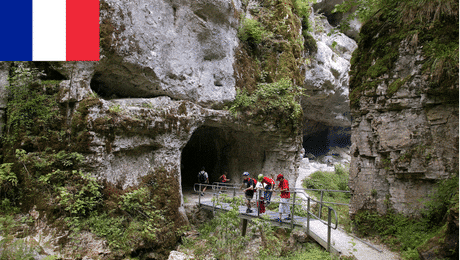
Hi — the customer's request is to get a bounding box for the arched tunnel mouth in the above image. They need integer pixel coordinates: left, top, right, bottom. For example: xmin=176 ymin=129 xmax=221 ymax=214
xmin=180 ymin=126 xmax=231 ymax=191
xmin=303 ymin=125 xmax=351 ymax=158
xmin=180 ymin=125 xmax=268 ymax=193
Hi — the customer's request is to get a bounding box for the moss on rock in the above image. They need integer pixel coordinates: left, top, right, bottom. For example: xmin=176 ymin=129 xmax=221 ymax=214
xmin=232 ymin=0 xmax=313 ymax=132
xmin=349 ymin=0 xmax=459 ymax=108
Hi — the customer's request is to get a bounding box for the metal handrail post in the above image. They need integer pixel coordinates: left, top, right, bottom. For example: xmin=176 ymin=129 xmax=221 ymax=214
xmin=327 ymin=207 xmax=332 ymax=252
xmin=198 ymin=184 xmax=201 ymax=205
xmin=213 ymin=193 xmax=216 ymax=214
xmin=306 ymin=197 xmax=310 ymax=237
xmin=257 ymin=189 xmax=261 ymax=217
xmin=233 ymin=186 xmax=236 ymax=198
xmin=319 ymin=190 xmax=324 ymax=219
xmin=291 ymin=191 xmax=296 ymax=229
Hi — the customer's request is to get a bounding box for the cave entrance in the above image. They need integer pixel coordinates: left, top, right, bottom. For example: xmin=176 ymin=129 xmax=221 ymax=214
xmin=303 ymin=126 xmax=351 ymax=158
xmin=180 ymin=126 xmax=231 ymax=191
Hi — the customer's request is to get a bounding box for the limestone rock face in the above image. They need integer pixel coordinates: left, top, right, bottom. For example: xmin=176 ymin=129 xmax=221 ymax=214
xmin=349 ymin=39 xmax=459 ymax=217
xmin=301 ymin=14 xmax=355 ymax=157
xmin=0 ymin=0 xmax=356 ymax=235
xmin=0 ymin=62 xmax=8 ymax=137
xmin=313 ymin=0 xmax=362 ymax=40
xmin=303 ymin=14 xmax=356 ymax=129
xmin=55 ymin=61 xmax=96 ymax=103
xmin=95 ymin=0 xmax=240 ymax=108
xmin=80 ymin=96 xmax=302 ymax=223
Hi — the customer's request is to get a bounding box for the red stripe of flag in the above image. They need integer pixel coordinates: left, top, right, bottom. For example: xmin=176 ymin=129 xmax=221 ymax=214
xmin=66 ymin=0 xmax=100 ymax=61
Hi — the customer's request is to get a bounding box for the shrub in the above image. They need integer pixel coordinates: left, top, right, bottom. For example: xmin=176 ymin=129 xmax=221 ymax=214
xmin=303 ymin=164 xmax=350 ymax=198
xmin=0 ymin=239 xmax=35 ymax=260
xmin=229 ymin=78 xmax=304 ymax=129
xmin=302 ymin=164 xmax=351 ymax=231
xmin=0 ymin=163 xmax=17 ymax=189
xmin=59 ymin=170 xmax=102 ymax=217
xmin=5 ymin=63 xmax=60 ymax=145
xmin=238 ymin=16 xmax=272 ymax=45
xmin=422 ymin=176 xmax=459 ymax=225
xmin=195 ymin=205 xmax=251 ymax=259
xmin=353 ymin=210 xmax=436 ymax=257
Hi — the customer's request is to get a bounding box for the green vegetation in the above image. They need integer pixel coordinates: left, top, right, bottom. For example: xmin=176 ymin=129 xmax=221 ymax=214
xmin=179 ymin=201 xmax=342 ymax=259
xmin=302 ymin=164 xmax=352 ymax=232
xmin=422 ymin=176 xmax=459 ymax=226
xmin=233 ymin=0 xmax=318 ymax=131
xmin=108 ymin=103 xmax=123 ymax=113
xmin=238 ymin=16 xmax=273 ymax=45
xmin=0 ymin=239 xmax=36 ymax=260
xmin=0 ymin=63 xmax=182 ymax=259
xmin=353 ymin=211 xmax=435 ymax=259
xmin=340 ymin=0 xmax=459 ymax=108
xmin=353 ymin=177 xmax=459 ymax=259
xmin=302 ymin=163 xmax=458 ymax=259
xmin=304 ymin=164 xmax=350 ymax=193
xmin=229 ymin=78 xmax=304 ymax=130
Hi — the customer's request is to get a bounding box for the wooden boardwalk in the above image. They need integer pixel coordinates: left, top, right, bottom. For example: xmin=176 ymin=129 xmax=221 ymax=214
xmin=195 ymin=184 xmax=398 ymax=259
xmin=200 ymin=200 xmax=341 ymax=255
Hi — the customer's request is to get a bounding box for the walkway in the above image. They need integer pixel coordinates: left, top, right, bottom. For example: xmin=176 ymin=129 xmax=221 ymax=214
xmin=196 ymin=185 xmax=400 ymax=260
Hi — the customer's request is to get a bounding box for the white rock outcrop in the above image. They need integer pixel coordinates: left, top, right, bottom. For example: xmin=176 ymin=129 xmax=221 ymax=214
xmin=303 ymin=14 xmax=357 ymax=128
xmin=95 ymin=0 xmax=241 ymax=108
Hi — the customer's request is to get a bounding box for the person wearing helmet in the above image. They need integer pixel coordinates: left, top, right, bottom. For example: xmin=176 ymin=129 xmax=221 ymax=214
xmin=240 ymin=172 xmax=256 ymax=213
xmin=259 ymin=174 xmax=275 ymax=205
xmin=275 ymin=174 xmax=291 ymax=221
xmin=255 ymin=174 xmax=266 ymax=214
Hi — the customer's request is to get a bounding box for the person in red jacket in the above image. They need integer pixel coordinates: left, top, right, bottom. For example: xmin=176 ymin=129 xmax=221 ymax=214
xmin=260 ymin=175 xmax=275 ymax=205
xmin=218 ymin=172 xmax=230 ymax=192
xmin=276 ymin=174 xmax=291 ymax=221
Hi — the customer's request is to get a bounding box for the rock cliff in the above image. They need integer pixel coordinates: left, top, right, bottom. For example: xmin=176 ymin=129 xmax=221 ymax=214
xmin=348 ymin=1 xmax=459 ymax=217
xmin=301 ymin=12 xmax=356 ymax=157
xmin=0 ymin=0 xmax=358 ymax=258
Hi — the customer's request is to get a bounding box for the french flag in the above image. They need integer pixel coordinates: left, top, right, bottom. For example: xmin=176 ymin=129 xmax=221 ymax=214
xmin=0 ymin=0 xmax=100 ymax=61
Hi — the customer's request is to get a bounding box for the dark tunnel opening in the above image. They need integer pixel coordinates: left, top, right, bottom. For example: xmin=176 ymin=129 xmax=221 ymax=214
xmin=303 ymin=126 xmax=351 ymax=158
xmin=90 ymin=72 xmax=156 ymax=99
xmin=181 ymin=126 xmax=230 ymax=190
xmin=90 ymin=73 xmax=124 ymax=99
xmin=303 ymin=128 xmax=329 ymax=157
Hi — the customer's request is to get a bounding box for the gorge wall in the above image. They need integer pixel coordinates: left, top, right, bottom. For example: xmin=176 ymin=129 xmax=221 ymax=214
xmin=0 ymin=1 xmax=357 ymax=257
xmin=348 ymin=1 xmax=459 ymax=217
xmin=0 ymin=0 xmax=356 ymax=198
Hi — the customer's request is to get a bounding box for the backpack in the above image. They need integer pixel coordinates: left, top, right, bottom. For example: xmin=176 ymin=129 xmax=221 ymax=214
xmin=198 ymin=171 xmax=207 ymax=183
xmin=250 ymin=178 xmax=257 ymax=189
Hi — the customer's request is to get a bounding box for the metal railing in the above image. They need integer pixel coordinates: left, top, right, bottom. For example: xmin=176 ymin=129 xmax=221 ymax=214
xmin=193 ymin=183 xmax=350 ymax=252
xmin=294 ymin=188 xmax=350 ymax=218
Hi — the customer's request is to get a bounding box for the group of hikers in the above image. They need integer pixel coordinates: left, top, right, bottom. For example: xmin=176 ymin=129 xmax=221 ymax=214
xmin=198 ymin=167 xmax=291 ymax=222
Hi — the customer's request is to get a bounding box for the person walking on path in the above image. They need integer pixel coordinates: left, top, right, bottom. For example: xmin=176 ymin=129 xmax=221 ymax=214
xmin=276 ymin=174 xmax=291 ymax=221
xmin=259 ymin=175 xmax=275 ymax=205
xmin=218 ymin=172 xmax=230 ymax=192
xmin=197 ymin=167 xmax=209 ymax=196
xmin=240 ymin=172 xmax=256 ymax=213
xmin=256 ymin=174 xmax=266 ymax=214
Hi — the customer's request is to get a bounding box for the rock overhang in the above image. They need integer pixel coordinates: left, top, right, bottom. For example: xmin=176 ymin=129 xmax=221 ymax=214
xmin=95 ymin=0 xmax=240 ymax=108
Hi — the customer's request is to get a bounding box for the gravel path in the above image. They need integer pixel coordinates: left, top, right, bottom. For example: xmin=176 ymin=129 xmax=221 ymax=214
xmin=307 ymin=219 xmax=400 ymax=259
xmin=296 ymin=158 xmax=401 ymax=260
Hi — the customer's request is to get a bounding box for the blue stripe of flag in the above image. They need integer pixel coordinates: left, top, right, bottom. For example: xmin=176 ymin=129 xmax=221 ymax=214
xmin=0 ymin=1 xmax=33 ymax=61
